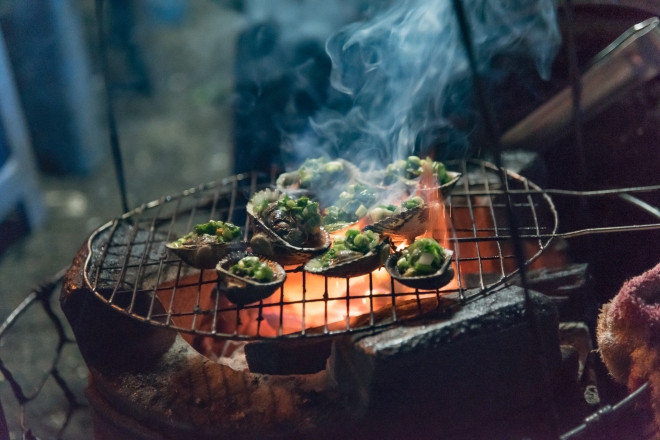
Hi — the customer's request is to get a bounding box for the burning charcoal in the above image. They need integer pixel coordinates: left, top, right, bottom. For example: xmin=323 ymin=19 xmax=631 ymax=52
xmin=245 ymin=291 xmax=459 ymax=376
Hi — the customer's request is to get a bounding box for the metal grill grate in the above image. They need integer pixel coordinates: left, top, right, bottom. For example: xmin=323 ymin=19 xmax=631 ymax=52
xmin=82 ymin=159 xmax=558 ymax=340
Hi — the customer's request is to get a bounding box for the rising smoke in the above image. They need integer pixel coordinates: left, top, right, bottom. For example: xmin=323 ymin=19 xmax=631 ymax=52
xmin=283 ymin=0 xmax=561 ymax=168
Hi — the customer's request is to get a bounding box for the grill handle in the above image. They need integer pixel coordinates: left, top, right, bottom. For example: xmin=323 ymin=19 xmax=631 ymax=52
xmin=501 ymin=17 xmax=660 ymax=151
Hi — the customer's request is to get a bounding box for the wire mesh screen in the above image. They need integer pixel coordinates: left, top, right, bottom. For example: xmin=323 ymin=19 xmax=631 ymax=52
xmin=82 ymin=159 xmax=557 ymax=340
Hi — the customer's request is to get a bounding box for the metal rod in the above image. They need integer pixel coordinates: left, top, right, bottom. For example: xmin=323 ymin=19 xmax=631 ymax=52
xmin=108 ymin=206 xmax=145 ymax=304
xmin=128 ymin=201 xmax=164 ymax=314
xmin=446 ymin=192 xmax=466 ymax=301
xmin=449 ymin=1 xmax=533 ymax=305
xmin=501 ymin=17 xmax=660 ymax=152
xmin=453 ymin=184 xmax=660 ymax=197
xmin=618 ymin=193 xmax=660 ymax=219
xmin=480 ymin=161 xmax=505 ymax=277
xmin=564 ymin=0 xmax=587 ymax=184
xmin=461 ymin=161 xmax=485 ymax=290
xmin=301 ymin=270 xmax=306 ymax=335
xmin=94 ymin=0 xmax=129 ymax=213
xmin=92 ymin=219 xmax=120 ymax=290
xmin=369 ymin=272 xmax=375 ymax=327
xmin=146 ymin=195 xmax=182 ymax=320
xmin=209 ymin=179 xmax=224 ymax=221
xmin=445 ymin=222 xmax=660 ymax=241
xmin=450 ymin=1 xmax=559 ymax=437
xmin=560 ymin=382 xmax=650 ymax=439
xmin=345 ymin=278 xmax=350 ymax=330
xmin=191 ymin=269 xmax=205 ymax=331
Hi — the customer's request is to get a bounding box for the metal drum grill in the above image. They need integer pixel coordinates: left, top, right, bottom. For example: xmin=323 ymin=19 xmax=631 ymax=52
xmin=82 ymin=159 xmax=558 ymax=340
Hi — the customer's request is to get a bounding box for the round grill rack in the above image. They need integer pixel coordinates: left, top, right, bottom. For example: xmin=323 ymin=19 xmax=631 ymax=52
xmin=82 ymin=158 xmax=558 ymax=340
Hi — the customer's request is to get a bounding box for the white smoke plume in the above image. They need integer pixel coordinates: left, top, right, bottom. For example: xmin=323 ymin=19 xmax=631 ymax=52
xmin=284 ymin=0 xmax=560 ymax=168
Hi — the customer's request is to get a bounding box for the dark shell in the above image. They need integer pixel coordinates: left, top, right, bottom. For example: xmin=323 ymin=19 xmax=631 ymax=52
xmin=247 ymin=202 xmax=330 ymax=266
xmin=364 ymin=204 xmax=429 ymax=241
xmin=440 ymin=171 xmax=462 ymax=198
xmin=166 ymin=239 xmax=246 ymax=269
xmin=262 ymin=204 xmax=308 ymax=247
xmin=216 ymin=251 xmax=286 ymax=306
xmin=385 ymin=248 xmax=455 ymax=290
xmin=304 ymin=240 xmax=391 ymax=278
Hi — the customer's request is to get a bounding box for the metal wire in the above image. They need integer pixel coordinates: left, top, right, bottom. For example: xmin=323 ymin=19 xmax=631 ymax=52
xmin=81 ymin=159 xmax=558 ymax=340
xmin=0 ymin=267 xmax=86 ymax=439
xmin=449 ymin=0 xmax=561 ymax=435
xmin=95 ymin=0 xmax=129 ymax=214
xmin=561 ymin=382 xmax=651 ymax=439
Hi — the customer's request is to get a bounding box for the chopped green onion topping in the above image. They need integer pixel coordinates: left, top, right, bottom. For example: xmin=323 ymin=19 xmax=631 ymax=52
xmin=230 ymin=256 xmax=275 ymax=282
xmin=396 ymin=238 xmax=446 ymax=277
xmin=309 ymin=229 xmax=380 ymax=269
xmin=383 ymin=156 xmax=450 ymax=185
xmin=171 ymin=221 xmax=241 ymax=247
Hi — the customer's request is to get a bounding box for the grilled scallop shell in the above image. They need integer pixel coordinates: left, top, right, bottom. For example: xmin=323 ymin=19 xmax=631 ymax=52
xmin=304 ymin=239 xmax=391 ymax=278
xmin=364 ymin=204 xmax=429 ymax=242
xmin=378 ymin=171 xmax=462 ymax=199
xmin=246 ymin=201 xmax=330 ymax=266
xmin=385 ymin=248 xmax=454 ymax=290
xmin=439 ymin=171 xmax=462 ymax=198
xmin=364 ymin=172 xmax=461 ymax=243
xmin=166 ymin=237 xmax=246 ymax=269
xmin=216 ymin=251 xmax=286 ymax=306
xmin=275 ymin=159 xmax=362 ymax=203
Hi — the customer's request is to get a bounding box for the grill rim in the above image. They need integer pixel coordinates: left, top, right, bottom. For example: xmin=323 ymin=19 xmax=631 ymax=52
xmin=81 ymin=159 xmax=558 ymax=341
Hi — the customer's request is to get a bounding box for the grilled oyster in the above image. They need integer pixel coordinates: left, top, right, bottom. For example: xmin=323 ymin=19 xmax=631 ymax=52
xmin=380 ymin=156 xmax=461 ymax=198
xmin=276 ymin=157 xmax=361 ymax=204
xmin=364 ymin=196 xmax=429 ymax=242
xmin=166 ymin=220 xmax=244 ymax=269
xmin=322 ymin=183 xmax=380 ymax=232
xmin=305 ymin=229 xmax=390 ymax=278
xmin=385 ymin=238 xmax=454 ymax=290
xmin=216 ymin=252 xmax=286 ymax=306
xmin=247 ymin=194 xmax=330 ymax=266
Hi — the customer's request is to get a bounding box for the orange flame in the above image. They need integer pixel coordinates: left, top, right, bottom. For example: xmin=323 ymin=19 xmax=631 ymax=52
xmin=419 ymin=159 xmax=448 ymax=247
